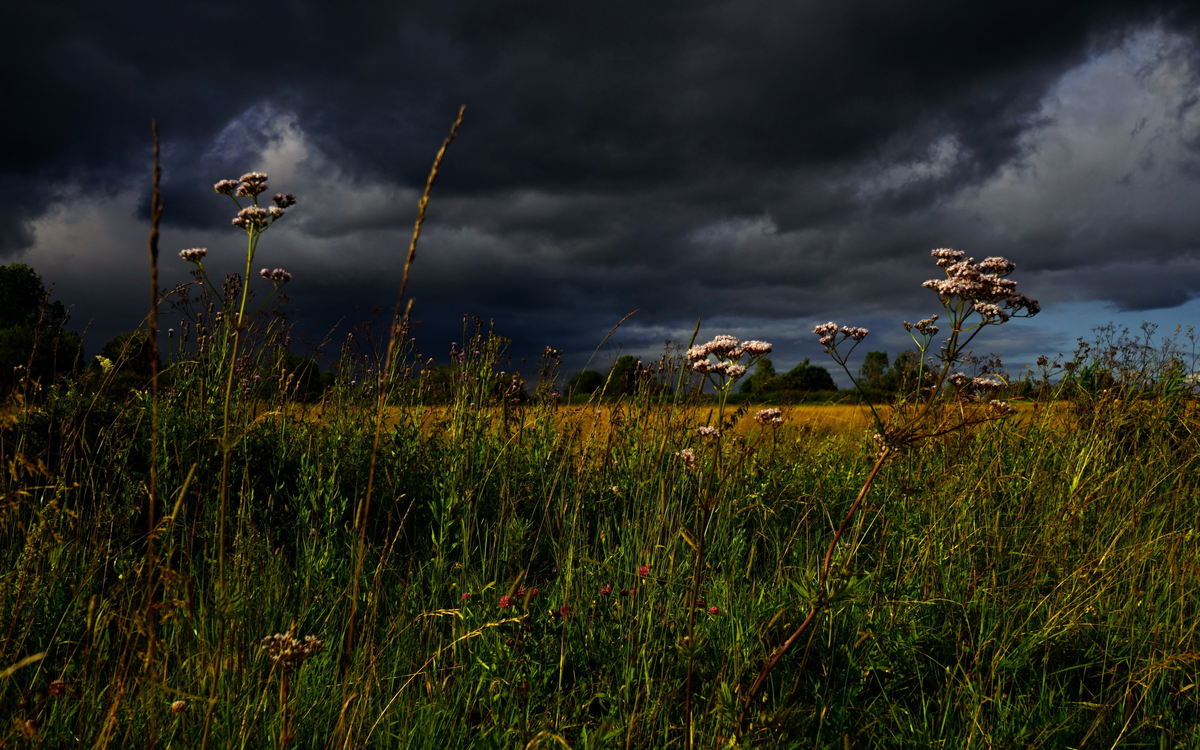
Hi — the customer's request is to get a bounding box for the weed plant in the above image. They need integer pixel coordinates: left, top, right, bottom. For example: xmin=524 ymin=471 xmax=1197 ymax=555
xmin=1 ymin=136 xmax=1199 ymax=749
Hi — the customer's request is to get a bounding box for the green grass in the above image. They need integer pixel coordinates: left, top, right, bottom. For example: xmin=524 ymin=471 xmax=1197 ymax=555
xmin=2 ymin=322 xmax=1198 ymax=749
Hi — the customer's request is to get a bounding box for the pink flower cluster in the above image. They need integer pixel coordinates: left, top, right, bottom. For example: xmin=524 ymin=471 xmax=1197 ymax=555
xmin=687 ymin=336 xmax=771 ymax=361
xmin=675 ymin=448 xmax=698 ymax=470
xmin=687 ymin=336 xmax=772 ymax=381
xmin=923 ymin=249 xmax=1039 ymax=320
xmin=233 ymin=206 xmax=272 ymax=230
xmin=754 ymin=408 xmax=783 ymax=426
xmin=813 ymin=322 xmax=869 ymax=352
xmin=179 ymin=247 xmax=208 ymax=263
xmin=260 ymin=268 xmax=293 ymax=284
xmin=989 ymin=400 xmax=1017 ymax=416
xmin=903 ymin=315 xmax=939 ymax=336
xmin=696 ymin=425 xmax=721 ymax=439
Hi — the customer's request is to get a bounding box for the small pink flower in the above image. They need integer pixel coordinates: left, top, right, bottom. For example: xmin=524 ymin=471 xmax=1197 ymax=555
xmin=529 ymin=588 xmax=539 ymax=598
xmin=600 ymin=584 xmax=612 ymax=596
xmin=638 ymin=565 xmax=650 ymax=577
xmin=708 ymin=606 xmax=719 ymax=616
xmin=461 ymin=592 xmax=471 ymax=602
xmin=559 ymin=604 xmax=573 ymax=620
xmin=498 ymin=595 xmax=512 ymax=609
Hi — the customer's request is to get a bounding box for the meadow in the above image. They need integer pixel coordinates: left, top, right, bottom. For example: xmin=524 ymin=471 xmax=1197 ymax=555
xmin=2 ymin=129 xmax=1199 ymax=749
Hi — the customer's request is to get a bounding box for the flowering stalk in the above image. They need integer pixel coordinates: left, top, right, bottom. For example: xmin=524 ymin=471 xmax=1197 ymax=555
xmin=179 ymin=173 xmax=295 ymax=586
xmin=739 ymin=248 xmax=1040 ymax=737
xmin=681 ymin=334 xmax=770 ymax=749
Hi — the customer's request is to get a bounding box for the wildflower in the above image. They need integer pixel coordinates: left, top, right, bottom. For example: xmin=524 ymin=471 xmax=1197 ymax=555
xmin=923 ymin=249 xmax=1039 ymax=318
xmin=737 ymin=339 xmax=773 ymax=356
xmin=268 ymin=205 xmax=285 ymax=218
xmin=559 ymin=604 xmax=573 ymax=620
xmin=260 ymin=268 xmax=292 ymax=284
xmin=972 ymin=376 xmax=1003 ymax=391
xmin=696 ymin=425 xmax=721 ymax=439
xmin=498 ymin=595 xmax=512 ymax=609
xmin=237 ymin=172 xmax=269 ymax=197
xmin=48 ymin=680 xmax=66 ymax=697
xmin=272 ymin=192 xmax=296 ymax=208
xmin=260 ymin=632 xmax=324 ymax=672
xmin=214 ymin=179 xmax=239 ymax=195
xmin=708 ymin=606 xmax=719 ymax=616
xmin=461 ymin=592 xmax=471 ymax=602
xmin=601 ymin=584 xmax=612 ymax=596
xmin=170 ymin=700 xmax=187 ymax=714
xmin=754 ymin=408 xmax=783 ymax=426
xmin=989 ymin=400 xmax=1017 ymax=416
xmin=904 ymin=315 xmax=939 ymax=336
xmin=840 ymin=326 xmax=869 ymax=342
xmin=948 ymin=372 xmax=970 ymax=388
xmin=638 ymin=565 xmax=650 ymax=578
xmin=675 ymin=448 xmax=698 ymax=471
xmin=179 ymin=247 xmax=208 ymax=263
xmin=1037 ymin=355 xmax=1049 ymax=367
xmin=529 ymin=588 xmax=539 ymax=598
xmin=232 ymin=206 xmax=271 ymax=230
xmin=95 ymin=356 xmax=114 ymax=373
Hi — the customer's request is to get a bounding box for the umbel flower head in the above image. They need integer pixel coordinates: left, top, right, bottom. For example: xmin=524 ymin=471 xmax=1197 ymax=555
xmin=260 ymin=267 xmax=293 ymax=284
xmin=754 ymin=408 xmax=783 ymax=426
xmin=260 ymin=632 xmax=324 ymax=672
xmin=179 ymin=247 xmax=207 ymax=263
xmin=686 ymin=335 xmax=772 ymax=387
xmin=922 ymin=248 xmax=1039 ymax=321
xmin=813 ymin=322 xmax=869 ymax=353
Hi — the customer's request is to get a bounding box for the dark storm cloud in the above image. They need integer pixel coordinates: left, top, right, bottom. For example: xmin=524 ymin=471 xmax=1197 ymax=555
xmin=4 ymin=0 xmax=1200 ymax=373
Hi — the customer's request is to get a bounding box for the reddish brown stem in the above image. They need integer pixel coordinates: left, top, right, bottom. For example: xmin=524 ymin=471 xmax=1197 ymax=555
xmin=739 ymin=449 xmax=889 ymax=733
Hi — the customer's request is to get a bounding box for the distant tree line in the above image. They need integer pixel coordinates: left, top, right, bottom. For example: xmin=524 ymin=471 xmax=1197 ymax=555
xmin=0 ymin=263 xmax=83 ymax=392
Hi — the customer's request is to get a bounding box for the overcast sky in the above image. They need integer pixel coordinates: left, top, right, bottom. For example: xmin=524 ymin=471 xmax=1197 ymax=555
xmin=4 ymin=1 xmax=1200 ymax=382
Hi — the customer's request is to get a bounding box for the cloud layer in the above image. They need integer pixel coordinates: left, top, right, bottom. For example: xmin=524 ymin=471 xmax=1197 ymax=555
xmin=3 ymin=2 xmax=1200 ymax=377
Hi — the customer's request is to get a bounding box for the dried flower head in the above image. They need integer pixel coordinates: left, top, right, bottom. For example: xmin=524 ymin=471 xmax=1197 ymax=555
xmin=170 ymin=700 xmax=187 ymax=714
xmin=272 ymin=192 xmax=296 ymax=208
xmin=214 ymin=179 xmax=239 ymax=195
xmin=179 ymin=247 xmax=208 ymax=263
xmin=260 ymin=632 xmax=325 ymax=672
xmin=1037 ymin=355 xmax=1049 ymax=367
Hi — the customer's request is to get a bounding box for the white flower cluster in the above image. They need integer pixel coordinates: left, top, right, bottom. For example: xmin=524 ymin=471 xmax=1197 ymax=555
xmin=904 ymin=315 xmax=939 ymax=336
xmin=754 ymin=408 xmax=783 ymax=426
xmin=696 ymin=425 xmax=722 ymax=439
xmin=261 ymin=632 xmax=324 ymax=672
xmin=260 ymin=267 xmax=293 ymax=284
xmin=813 ymin=322 xmax=869 ymax=352
xmin=686 ymin=335 xmax=771 ymax=383
xmin=922 ymin=249 xmax=1039 ymax=321
xmin=675 ymin=448 xmax=697 ymax=470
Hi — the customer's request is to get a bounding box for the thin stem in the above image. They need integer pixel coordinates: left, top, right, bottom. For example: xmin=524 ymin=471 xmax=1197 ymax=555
xmin=345 ymin=106 xmax=464 ymax=682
